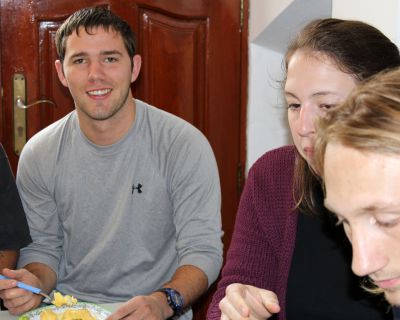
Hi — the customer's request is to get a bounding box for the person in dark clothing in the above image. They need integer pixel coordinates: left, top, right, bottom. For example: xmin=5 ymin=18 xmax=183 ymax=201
xmin=0 ymin=143 xmax=31 ymax=310
xmin=0 ymin=144 xmax=31 ymax=271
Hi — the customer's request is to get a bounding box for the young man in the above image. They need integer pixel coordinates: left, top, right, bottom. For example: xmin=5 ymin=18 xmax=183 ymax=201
xmin=313 ymin=67 xmax=400 ymax=319
xmin=0 ymin=7 xmax=222 ymax=320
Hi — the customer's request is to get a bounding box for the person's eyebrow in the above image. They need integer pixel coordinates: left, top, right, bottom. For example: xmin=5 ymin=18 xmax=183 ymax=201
xmin=67 ymin=50 xmax=123 ymax=61
xmin=284 ymin=91 xmax=340 ymax=99
xmin=312 ymin=91 xmax=340 ymax=97
xmin=361 ymin=204 xmax=400 ymax=213
xmin=68 ymin=52 xmax=87 ymax=60
xmin=324 ymin=200 xmax=400 ymax=215
xmin=100 ymin=50 xmax=123 ymax=56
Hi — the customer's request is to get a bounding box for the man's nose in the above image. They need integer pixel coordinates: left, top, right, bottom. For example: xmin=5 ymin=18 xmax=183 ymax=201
xmin=88 ymin=61 xmax=105 ymax=82
xmin=297 ymin=104 xmax=316 ymax=137
xmin=351 ymin=229 xmax=385 ymax=277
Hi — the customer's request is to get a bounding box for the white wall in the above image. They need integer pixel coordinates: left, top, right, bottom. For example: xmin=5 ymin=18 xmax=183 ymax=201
xmin=332 ymin=0 xmax=398 ymax=41
xmin=247 ymin=0 xmax=400 ymax=171
xmin=246 ymin=0 xmax=331 ymax=169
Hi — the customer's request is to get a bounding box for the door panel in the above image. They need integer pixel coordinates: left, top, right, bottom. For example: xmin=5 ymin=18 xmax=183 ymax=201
xmin=0 ymin=1 xmax=247 ymax=318
xmin=138 ymin=9 xmax=207 ymax=129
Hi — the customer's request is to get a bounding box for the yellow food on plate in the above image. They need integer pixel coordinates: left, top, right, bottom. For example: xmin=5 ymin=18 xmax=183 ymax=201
xmin=60 ymin=309 xmax=96 ymax=320
xmin=39 ymin=310 xmax=58 ymax=320
xmin=52 ymin=292 xmax=78 ymax=307
xmin=40 ymin=308 xmax=96 ymax=320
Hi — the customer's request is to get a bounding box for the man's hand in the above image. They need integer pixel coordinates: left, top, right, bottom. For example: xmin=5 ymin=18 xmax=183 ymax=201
xmin=219 ymin=283 xmax=280 ymax=320
xmin=106 ymin=292 xmax=173 ymax=320
xmin=0 ymin=268 xmax=44 ymax=315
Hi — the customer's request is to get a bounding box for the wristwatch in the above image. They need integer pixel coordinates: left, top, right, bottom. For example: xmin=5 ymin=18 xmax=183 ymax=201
xmin=156 ymin=287 xmax=184 ymax=316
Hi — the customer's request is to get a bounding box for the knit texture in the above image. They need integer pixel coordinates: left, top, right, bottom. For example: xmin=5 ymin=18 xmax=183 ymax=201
xmin=207 ymin=145 xmax=297 ymax=320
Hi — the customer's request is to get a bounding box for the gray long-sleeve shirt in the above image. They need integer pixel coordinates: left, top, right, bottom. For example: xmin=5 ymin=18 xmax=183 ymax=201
xmin=17 ymin=100 xmax=223 ymax=319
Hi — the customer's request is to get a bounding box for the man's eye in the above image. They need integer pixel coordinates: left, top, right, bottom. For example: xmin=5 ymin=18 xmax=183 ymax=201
xmin=73 ymin=58 xmax=85 ymax=64
xmin=376 ymin=218 xmax=400 ymax=228
xmin=105 ymin=57 xmax=118 ymax=63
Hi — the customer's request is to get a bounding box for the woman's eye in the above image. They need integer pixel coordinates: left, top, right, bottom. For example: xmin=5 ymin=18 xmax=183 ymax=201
xmin=320 ymin=104 xmax=336 ymax=110
xmin=287 ymin=103 xmax=300 ymax=110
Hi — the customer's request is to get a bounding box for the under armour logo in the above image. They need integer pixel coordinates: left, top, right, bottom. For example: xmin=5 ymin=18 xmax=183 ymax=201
xmin=132 ymin=184 xmax=143 ymax=194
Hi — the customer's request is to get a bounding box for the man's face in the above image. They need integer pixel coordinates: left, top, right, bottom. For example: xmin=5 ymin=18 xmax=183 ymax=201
xmin=55 ymin=26 xmax=140 ymax=123
xmin=324 ymin=142 xmax=400 ymax=306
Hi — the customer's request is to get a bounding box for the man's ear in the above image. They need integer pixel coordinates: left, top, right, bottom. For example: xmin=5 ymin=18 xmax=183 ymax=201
xmin=55 ymin=60 xmax=68 ymax=87
xmin=131 ymin=55 xmax=142 ymax=83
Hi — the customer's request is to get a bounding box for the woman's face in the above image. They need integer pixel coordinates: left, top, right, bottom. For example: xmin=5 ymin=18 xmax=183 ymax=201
xmin=284 ymin=50 xmax=357 ymax=165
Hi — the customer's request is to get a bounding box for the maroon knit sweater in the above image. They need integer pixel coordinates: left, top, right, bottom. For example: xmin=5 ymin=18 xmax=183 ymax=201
xmin=207 ymin=145 xmax=298 ymax=320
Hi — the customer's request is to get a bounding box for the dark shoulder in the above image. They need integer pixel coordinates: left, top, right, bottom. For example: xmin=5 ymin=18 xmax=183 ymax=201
xmin=243 ymin=145 xmax=297 ymax=236
xmin=0 ymin=144 xmax=6 ymax=160
xmin=244 ymin=145 xmax=296 ymax=204
xmin=249 ymin=145 xmax=296 ymax=180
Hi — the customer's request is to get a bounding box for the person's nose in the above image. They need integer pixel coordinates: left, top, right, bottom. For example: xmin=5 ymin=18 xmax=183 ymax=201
xmin=351 ymin=229 xmax=385 ymax=277
xmin=297 ymin=104 xmax=316 ymax=137
xmin=88 ymin=61 xmax=105 ymax=82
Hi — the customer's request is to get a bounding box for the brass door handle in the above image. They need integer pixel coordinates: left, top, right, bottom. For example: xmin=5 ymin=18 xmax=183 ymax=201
xmin=16 ymin=96 xmax=56 ymax=109
xmin=13 ymin=73 xmax=56 ymax=155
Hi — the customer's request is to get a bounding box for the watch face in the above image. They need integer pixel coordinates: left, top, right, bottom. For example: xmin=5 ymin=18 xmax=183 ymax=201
xmin=171 ymin=292 xmax=183 ymax=306
xmin=163 ymin=288 xmax=183 ymax=313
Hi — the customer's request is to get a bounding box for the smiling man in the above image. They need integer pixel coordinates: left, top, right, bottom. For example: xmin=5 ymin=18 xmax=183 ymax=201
xmin=314 ymin=67 xmax=400 ymax=319
xmin=0 ymin=7 xmax=223 ymax=320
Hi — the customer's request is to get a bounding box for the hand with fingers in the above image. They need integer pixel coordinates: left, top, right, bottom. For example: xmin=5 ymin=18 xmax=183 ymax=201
xmin=106 ymin=293 xmax=172 ymax=320
xmin=0 ymin=268 xmax=44 ymax=315
xmin=219 ymin=283 xmax=280 ymax=320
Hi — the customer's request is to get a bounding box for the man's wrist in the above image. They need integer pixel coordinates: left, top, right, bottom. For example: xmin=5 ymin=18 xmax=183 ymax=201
xmin=151 ymin=291 xmax=174 ymax=319
xmin=154 ymin=288 xmax=184 ymax=318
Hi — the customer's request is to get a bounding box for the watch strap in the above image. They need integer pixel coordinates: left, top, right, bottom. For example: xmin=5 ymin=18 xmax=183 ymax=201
xmin=155 ymin=287 xmax=184 ymax=317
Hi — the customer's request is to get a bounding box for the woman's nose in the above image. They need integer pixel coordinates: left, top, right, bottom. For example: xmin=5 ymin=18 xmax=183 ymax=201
xmin=297 ymin=105 xmax=316 ymax=137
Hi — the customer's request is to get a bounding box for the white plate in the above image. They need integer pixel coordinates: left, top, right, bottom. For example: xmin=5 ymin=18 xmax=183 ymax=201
xmin=19 ymin=302 xmax=111 ymax=320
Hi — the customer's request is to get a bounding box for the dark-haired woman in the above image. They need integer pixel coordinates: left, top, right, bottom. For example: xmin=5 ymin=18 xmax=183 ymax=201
xmin=207 ymin=18 xmax=400 ymax=320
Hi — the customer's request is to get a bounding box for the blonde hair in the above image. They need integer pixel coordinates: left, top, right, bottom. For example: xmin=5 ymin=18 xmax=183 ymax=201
xmin=314 ymin=67 xmax=400 ymax=296
xmin=314 ymin=67 xmax=400 ymax=177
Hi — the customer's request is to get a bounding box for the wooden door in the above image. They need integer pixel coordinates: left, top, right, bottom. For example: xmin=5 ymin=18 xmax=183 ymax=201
xmin=0 ymin=0 xmax=247 ymax=318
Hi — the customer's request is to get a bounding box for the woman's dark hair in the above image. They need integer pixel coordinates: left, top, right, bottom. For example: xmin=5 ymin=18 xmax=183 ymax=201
xmin=285 ymin=18 xmax=400 ymax=214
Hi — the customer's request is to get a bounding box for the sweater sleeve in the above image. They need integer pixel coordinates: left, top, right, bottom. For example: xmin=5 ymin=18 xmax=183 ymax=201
xmin=167 ymin=123 xmax=223 ymax=287
xmin=206 ymin=156 xmax=281 ymax=319
xmin=206 ymin=146 xmax=296 ymax=320
xmin=16 ymin=139 xmax=62 ymax=274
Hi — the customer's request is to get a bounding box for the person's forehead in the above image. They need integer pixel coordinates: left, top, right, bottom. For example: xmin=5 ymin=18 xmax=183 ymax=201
xmin=285 ymin=50 xmax=357 ymax=98
xmin=64 ymin=26 xmax=125 ymax=55
xmin=324 ymin=143 xmax=400 ymax=216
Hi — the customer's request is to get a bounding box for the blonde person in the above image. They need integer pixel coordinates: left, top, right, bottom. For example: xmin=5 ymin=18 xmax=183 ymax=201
xmin=314 ymin=67 xmax=400 ymax=320
xmin=207 ymin=19 xmax=400 ymax=320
